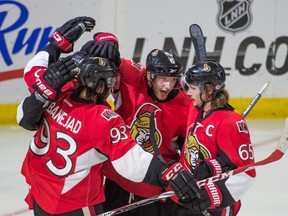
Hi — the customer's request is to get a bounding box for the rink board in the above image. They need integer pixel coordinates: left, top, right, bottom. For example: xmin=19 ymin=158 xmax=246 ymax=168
xmin=1 ymin=98 xmax=288 ymax=125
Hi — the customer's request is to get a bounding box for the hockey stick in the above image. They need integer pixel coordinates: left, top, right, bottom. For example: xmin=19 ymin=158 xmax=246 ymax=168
xmin=99 ymin=118 xmax=288 ymax=216
xmin=198 ymin=117 xmax=288 ymax=186
xmin=99 ymin=191 xmax=175 ymax=216
xmin=242 ymin=81 xmax=270 ymax=118
xmin=150 ymin=110 xmax=166 ymax=163
xmin=189 ymin=24 xmax=269 ymax=118
xmin=190 ymin=23 xmax=207 ymax=63
xmin=190 ymin=23 xmax=269 ymax=116
xmin=102 ymin=25 xmax=206 ymax=216
xmin=101 ymin=77 xmax=270 ymax=216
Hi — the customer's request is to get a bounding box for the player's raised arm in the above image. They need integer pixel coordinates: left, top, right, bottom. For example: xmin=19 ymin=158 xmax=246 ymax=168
xmin=17 ymin=55 xmax=77 ymax=130
xmin=24 ymin=16 xmax=95 ymax=93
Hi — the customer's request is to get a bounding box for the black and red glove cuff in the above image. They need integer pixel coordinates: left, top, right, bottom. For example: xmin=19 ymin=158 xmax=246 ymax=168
xmin=194 ymin=158 xmax=223 ymax=180
xmin=50 ymin=31 xmax=73 ymax=53
xmin=93 ymin=32 xmax=119 ymax=45
xmin=203 ymin=182 xmax=223 ymax=209
xmin=161 ymin=162 xmax=183 ymax=183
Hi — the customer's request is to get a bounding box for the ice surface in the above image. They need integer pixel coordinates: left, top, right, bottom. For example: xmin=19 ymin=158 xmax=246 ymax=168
xmin=1 ymin=119 xmax=287 ymax=216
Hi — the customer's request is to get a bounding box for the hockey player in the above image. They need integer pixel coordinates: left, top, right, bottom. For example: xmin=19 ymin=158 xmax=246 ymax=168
xmin=16 ymin=49 xmax=203 ymax=215
xmin=80 ymin=33 xmax=194 ymax=215
xmin=171 ymin=60 xmax=256 ymax=215
xmin=16 ymin=16 xmax=207 ymax=216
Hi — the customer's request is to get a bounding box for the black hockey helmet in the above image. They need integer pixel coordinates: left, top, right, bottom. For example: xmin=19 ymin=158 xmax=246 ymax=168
xmin=146 ymin=49 xmax=183 ymax=80
xmin=185 ymin=60 xmax=226 ymax=92
xmin=77 ymin=56 xmax=118 ymax=89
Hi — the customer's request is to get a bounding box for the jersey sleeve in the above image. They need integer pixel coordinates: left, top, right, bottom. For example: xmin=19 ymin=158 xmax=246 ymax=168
xmin=118 ymin=58 xmax=145 ymax=86
xmin=24 ymin=51 xmax=49 ymax=93
xmin=99 ymin=110 xmax=166 ymax=187
xmin=17 ymin=92 xmax=46 ymax=131
xmin=217 ymin=114 xmax=255 ymax=174
xmin=23 ymin=44 xmax=73 ymax=93
xmin=215 ymin=114 xmax=256 ymax=208
xmin=112 ymin=58 xmax=147 ymax=112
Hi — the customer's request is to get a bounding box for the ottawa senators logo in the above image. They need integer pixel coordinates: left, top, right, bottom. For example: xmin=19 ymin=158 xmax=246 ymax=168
xmin=185 ymin=123 xmax=210 ymax=169
xmin=130 ymin=103 xmax=162 ymax=153
xmin=217 ymin=0 xmax=253 ymax=34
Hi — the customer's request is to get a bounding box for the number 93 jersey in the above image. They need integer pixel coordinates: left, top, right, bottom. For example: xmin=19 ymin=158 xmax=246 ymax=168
xmin=21 ymin=91 xmax=157 ymax=214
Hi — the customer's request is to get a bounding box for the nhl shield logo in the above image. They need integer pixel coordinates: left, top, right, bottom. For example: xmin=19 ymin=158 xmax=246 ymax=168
xmin=217 ymin=0 xmax=253 ymax=33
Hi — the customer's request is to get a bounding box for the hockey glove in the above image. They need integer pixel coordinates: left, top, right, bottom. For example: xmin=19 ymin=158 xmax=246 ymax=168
xmin=72 ymin=51 xmax=89 ymax=67
xmin=194 ymin=155 xmax=236 ymax=181
xmin=50 ymin=16 xmax=96 ymax=53
xmin=180 ymin=182 xmax=223 ymax=213
xmin=80 ymin=32 xmax=121 ymax=67
xmin=33 ymin=56 xmax=77 ymax=106
xmin=194 ymin=158 xmax=223 ymax=180
xmin=161 ymin=162 xmax=201 ymax=202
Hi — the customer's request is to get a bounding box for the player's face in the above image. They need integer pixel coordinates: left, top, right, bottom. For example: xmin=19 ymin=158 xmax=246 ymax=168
xmin=186 ymin=83 xmax=202 ymax=108
xmin=152 ymin=76 xmax=178 ymax=100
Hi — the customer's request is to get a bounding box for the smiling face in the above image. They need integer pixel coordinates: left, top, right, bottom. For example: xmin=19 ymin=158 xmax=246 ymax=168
xmin=147 ymin=71 xmax=178 ymax=101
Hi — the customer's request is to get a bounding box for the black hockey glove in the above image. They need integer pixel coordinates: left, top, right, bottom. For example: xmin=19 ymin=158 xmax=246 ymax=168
xmin=33 ymin=56 xmax=77 ymax=107
xmin=80 ymin=32 xmax=121 ymax=67
xmin=72 ymin=51 xmax=89 ymax=67
xmin=194 ymin=156 xmax=236 ymax=180
xmin=180 ymin=182 xmax=223 ymax=213
xmin=161 ymin=162 xmax=201 ymax=202
xmin=50 ymin=16 xmax=96 ymax=53
xmin=193 ymin=158 xmax=223 ymax=180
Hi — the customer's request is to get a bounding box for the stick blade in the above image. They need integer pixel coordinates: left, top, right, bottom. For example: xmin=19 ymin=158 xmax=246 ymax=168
xmin=277 ymin=118 xmax=288 ymax=153
xmin=189 ymin=24 xmax=207 ymax=63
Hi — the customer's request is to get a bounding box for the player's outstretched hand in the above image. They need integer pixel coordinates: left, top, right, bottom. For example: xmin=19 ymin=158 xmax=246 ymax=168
xmin=50 ymin=16 xmax=96 ymax=53
xmin=80 ymin=32 xmax=121 ymax=67
xmin=33 ymin=55 xmax=77 ymax=105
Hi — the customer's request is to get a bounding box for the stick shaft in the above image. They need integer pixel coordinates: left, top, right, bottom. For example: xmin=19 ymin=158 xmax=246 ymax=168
xmin=199 ymin=117 xmax=288 ymax=186
xmin=99 ymin=191 xmax=174 ymax=216
xmin=242 ymin=82 xmax=270 ymax=117
xmin=99 ymin=148 xmax=282 ymax=216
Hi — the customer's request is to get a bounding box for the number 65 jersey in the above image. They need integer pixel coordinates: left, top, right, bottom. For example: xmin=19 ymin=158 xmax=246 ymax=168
xmin=20 ymin=91 xmax=165 ymax=214
xmin=179 ymin=105 xmax=256 ymax=214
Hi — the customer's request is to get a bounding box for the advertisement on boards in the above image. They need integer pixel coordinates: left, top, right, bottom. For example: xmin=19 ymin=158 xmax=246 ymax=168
xmin=0 ymin=0 xmax=288 ymax=122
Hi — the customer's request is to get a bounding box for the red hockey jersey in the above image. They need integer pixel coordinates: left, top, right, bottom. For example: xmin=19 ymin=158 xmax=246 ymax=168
xmin=105 ymin=58 xmax=192 ymax=198
xmin=177 ymin=105 xmax=256 ymax=214
xmin=114 ymin=58 xmax=192 ymax=162
xmin=20 ymin=52 xmax=166 ymax=214
xmin=21 ymin=90 xmax=163 ymax=213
